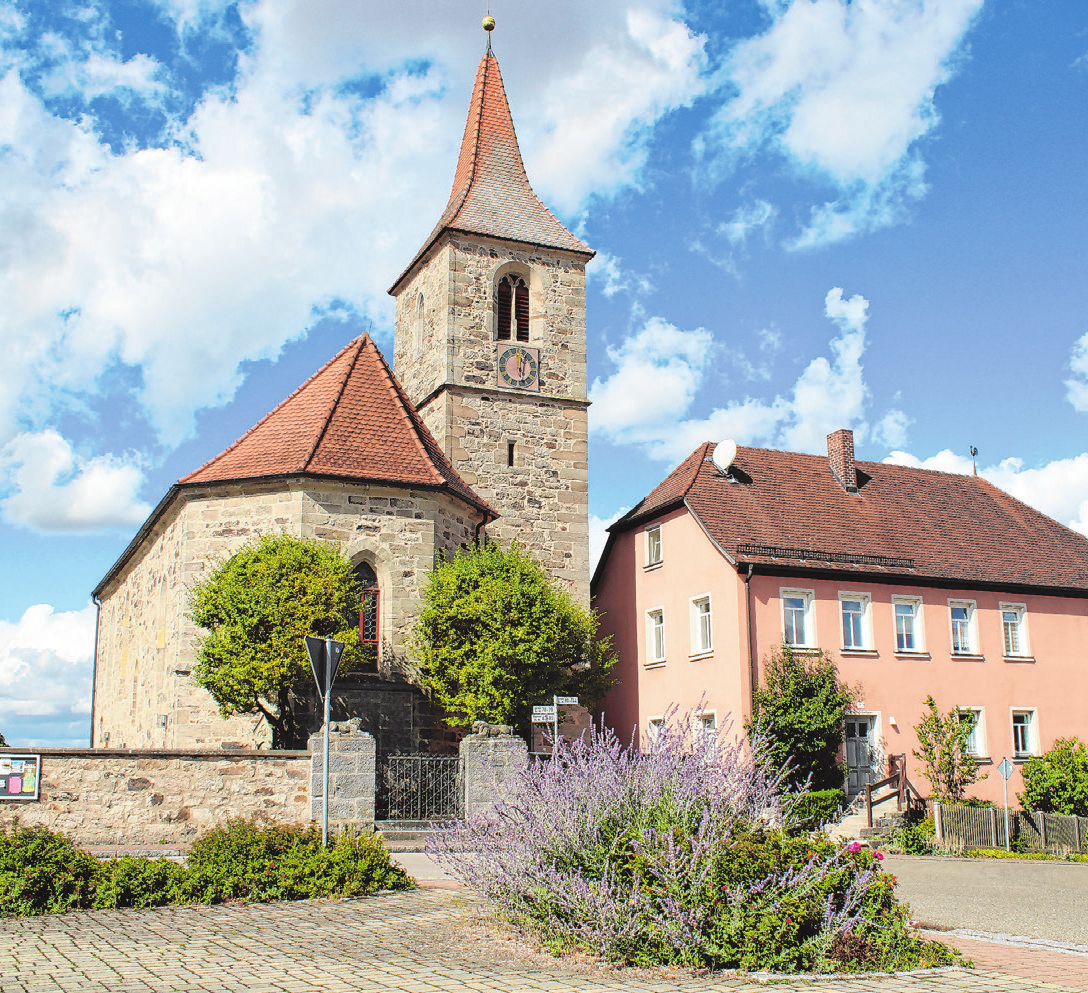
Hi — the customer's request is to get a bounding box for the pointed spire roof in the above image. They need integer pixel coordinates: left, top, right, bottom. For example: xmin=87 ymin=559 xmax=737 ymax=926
xmin=179 ymin=335 xmax=496 ymax=518
xmin=390 ymin=48 xmax=592 ymax=293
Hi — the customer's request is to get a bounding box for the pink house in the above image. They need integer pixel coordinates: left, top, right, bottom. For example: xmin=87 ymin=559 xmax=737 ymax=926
xmin=592 ymin=430 xmax=1088 ymax=804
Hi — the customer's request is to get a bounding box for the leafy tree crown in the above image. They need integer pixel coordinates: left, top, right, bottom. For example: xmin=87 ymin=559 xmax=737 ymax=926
xmin=912 ymin=696 xmax=985 ymax=804
xmin=1017 ymin=737 xmax=1088 ymax=817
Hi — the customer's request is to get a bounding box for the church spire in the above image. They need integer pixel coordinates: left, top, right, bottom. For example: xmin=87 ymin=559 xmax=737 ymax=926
xmin=390 ymin=26 xmax=591 ymax=294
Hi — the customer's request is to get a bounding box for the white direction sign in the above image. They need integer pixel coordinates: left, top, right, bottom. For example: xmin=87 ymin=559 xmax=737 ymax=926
xmin=555 ymin=696 xmax=579 ymax=705
xmin=533 ymin=705 xmax=556 ymax=714
xmin=531 ymin=714 xmax=554 ymax=724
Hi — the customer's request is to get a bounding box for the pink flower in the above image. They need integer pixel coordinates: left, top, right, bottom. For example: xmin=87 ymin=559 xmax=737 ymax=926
xmin=847 ymin=841 xmax=862 ymax=854
xmin=875 ymin=852 xmax=884 ymax=861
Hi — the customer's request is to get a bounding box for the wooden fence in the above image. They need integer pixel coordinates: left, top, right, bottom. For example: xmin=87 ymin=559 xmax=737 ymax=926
xmin=935 ymin=802 xmax=1088 ymax=854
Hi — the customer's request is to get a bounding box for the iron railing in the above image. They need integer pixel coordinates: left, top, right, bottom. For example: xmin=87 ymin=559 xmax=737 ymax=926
xmin=376 ymin=754 xmax=463 ymax=821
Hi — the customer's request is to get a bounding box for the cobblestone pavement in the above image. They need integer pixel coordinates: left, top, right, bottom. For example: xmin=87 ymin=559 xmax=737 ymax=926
xmin=2 ymin=889 xmax=1087 ymax=993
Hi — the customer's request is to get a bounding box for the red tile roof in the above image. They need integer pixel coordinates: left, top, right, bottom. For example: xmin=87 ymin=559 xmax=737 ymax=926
xmin=390 ymin=50 xmax=592 ymax=293
xmin=610 ymin=442 xmax=1088 ymax=593
xmin=179 ymin=334 xmax=496 ymax=518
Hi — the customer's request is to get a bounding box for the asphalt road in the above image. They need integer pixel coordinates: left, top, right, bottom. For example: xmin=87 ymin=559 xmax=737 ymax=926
xmin=885 ymin=854 xmax=1088 ymax=944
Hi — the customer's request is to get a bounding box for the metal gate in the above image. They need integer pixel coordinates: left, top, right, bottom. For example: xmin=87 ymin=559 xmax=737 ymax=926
xmin=376 ymin=754 xmax=463 ymax=820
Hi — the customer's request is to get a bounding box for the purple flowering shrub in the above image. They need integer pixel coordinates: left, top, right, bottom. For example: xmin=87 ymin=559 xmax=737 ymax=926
xmin=429 ymin=717 xmax=962 ymax=973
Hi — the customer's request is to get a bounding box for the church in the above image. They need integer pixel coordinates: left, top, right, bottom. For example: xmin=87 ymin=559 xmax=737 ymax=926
xmin=89 ymin=28 xmax=594 ymax=751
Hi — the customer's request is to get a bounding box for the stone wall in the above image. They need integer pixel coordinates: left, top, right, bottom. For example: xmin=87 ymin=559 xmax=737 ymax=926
xmin=309 ymin=726 xmax=376 ymax=827
xmin=0 ymin=748 xmax=311 ymax=846
xmin=392 ymin=233 xmax=591 ymax=600
xmin=94 ymin=477 xmax=481 ymax=752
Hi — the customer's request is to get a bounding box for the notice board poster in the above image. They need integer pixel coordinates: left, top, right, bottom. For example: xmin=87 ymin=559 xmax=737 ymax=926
xmin=0 ymin=755 xmax=40 ymax=801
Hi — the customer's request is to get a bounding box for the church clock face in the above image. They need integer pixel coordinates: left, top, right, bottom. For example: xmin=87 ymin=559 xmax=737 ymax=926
xmin=497 ymin=345 xmax=540 ymax=391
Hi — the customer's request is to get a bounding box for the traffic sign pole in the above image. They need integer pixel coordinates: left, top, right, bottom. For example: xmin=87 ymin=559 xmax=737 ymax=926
xmin=323 ymin=636 xmax=332 ymax=846
xmin=998 ymin=756 xmax=1015 ymax=851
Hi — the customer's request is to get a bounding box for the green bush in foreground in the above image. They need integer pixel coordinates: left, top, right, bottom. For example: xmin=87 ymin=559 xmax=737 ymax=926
xmin=0 ymin=820 xmax=412 ymax=917
xmin=1018 ymin=737 xmax=1088 ymax=817
xmin=786 ymin=789 xmax=846 ymax=833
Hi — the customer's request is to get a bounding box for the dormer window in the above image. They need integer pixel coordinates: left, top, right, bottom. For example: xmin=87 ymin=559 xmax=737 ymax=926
xmin=496 ymin=273 xmax=529 ymax=342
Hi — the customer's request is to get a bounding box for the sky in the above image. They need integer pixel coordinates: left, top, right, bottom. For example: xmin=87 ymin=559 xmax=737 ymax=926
xmin=1 ymin=0 xmax=1086 ymax=746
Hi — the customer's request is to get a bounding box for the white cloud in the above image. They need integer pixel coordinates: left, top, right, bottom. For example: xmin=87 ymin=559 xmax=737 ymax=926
xmin=884 ymin=449 xmax=1088 ymax=537
xmin=1067 ymin=332 xmax=1088 ymax=412
xmin=0 ymin=603 xmax=95 ymax=746
xmin=591 ymin=287 xmax=902 ymax=463
xmin=0 ymin=430 xmax=150 ymax=533
xmin=701 ymin=0 xmax=983 ymax=246
xmin=0 ymin=1 xmax=710 ymax=454
xmin=586 ymin=251 xmax=654 ymax=299
xmin=590 ymin=318 xmax=715 ymax=443
xmin=718 ymin=198 xmax=777 ymax=247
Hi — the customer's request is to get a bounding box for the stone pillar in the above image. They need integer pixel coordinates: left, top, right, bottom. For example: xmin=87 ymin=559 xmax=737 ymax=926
xmin=460 ymin=723 xmax=528 ymax=821
xmin=309 ymin=721 xmax=376 ymax=828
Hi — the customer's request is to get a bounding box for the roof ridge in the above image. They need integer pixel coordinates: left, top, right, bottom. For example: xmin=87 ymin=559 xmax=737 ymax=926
xmin=302 ymin=335 xmax=365 ymax=472
xmin=178 ymin=338 xmax=359 ymax=484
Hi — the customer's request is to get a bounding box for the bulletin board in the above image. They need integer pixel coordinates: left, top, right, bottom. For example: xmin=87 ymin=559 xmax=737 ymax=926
xmin=0 ymin=755 xmax=41 ymax=801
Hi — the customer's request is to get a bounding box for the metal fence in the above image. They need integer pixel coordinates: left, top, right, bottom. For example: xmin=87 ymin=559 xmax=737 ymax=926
xmin=376 ymin=754 xmax=463 ymax=821
xmin=935 ymin=802 xmax=1088 ymax=854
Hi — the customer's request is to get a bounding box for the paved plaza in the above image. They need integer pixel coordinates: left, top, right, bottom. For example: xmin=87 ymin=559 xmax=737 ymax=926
xmin=2 ymin=887 xmax=1088 ymax=993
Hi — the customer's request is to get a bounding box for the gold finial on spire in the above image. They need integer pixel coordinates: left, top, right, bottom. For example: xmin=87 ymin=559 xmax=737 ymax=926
xmin=482 ymin=14 xmax=495 ymax=31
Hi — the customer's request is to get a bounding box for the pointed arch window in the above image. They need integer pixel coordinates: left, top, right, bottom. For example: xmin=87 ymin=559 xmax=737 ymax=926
xmin=496 ymin=273 xmax=529 ymax=342
xmin=354 ymin=562 xmax=379 ymax=671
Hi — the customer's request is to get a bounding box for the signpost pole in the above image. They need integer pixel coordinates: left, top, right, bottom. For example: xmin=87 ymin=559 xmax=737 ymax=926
xmin=997 ymin=756 xmax=1014 ymax=852
xmin=323 ymin=636 xmax=332 ymax=847
xmin=552 ymin=694 xmax=559 ymax=752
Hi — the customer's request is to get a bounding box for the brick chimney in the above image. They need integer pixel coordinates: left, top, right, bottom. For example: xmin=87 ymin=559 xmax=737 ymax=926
xmin=827 ymin=428 xmax=858 ymax=493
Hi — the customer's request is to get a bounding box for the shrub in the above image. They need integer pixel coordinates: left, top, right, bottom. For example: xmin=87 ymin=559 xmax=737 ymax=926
xmin=92 ymin=857 xmax=190 ymax=909
xmin=746 ymin=646 xmax=857 ymax=792
xmin=429 ymin=714 xmax=962 ymax=973
xmin=187 ymin=818 xmax=412 ymax=903
xmin=913 ymin=697 xmax=985 ymax=804
xmin=0 ymin=824 xmax=99 ymax=916
xmin=1018 ymin=738 xmax=1088 ymax=816
xmin=893 ymin=814 xmax=935 ymax=855
xmin=786 ymin=789 xmax=845 ymax=833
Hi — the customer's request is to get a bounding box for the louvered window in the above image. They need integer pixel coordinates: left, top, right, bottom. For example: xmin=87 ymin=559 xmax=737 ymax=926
xmin=496 ymin=274 xmax=529 ymax=342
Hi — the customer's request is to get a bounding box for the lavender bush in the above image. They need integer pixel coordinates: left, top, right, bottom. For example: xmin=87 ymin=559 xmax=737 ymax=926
xmin=429 ymin=715 xmax=961 ymax=973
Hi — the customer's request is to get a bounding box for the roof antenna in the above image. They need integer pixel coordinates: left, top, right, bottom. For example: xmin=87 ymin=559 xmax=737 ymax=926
xmin=969 ymin=445 xmax=978 ymax=476
xmin=482 ymin=10 xmax=495 ymax=53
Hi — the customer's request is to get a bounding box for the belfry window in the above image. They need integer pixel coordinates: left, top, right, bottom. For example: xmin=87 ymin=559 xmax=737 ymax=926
xmin=354 ymin=562 xmax=380 ymax=671
xmin=496 ymin=273 xmax=529 ymax=342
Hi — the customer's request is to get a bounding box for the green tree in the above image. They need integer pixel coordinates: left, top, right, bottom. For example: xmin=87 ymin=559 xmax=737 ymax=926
xmin=912 ymin=696 xmax=984 ymax=803
xmin=745 ymin=645 xmax=857 ymax=792
xmin=1018 ymin=737 xmax=1088 ymax=816
xmin=188 ymin=534 xmax=365 ymax=748
xmin=410 ymin=541 xmax=616 ymax=731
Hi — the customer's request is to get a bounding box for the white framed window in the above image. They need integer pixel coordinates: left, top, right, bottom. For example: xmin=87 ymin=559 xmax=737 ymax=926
xmin=781 ymin=589 xmax=815 ymax=647
xmin=694 ymin=711 xmax=717 ymax=760
xmin=1001 ymin=603 xmax=1029 ymax=658
xmin=646 ymin=608 xmax=666 ymax=664
xmin=957 ymin=707 xmax=986 ymax=757
xmin=645 ymin=525 xmax=662 ymax=567
xmin=949 ymin=600 xmax=978 ymax=655
xmin=1011 ymin=709 xmax=1038 ymax=758
xmin=893 ymin=596 xmax=924 ymax=652
xmin=690 ymin=595 xmax=713 ymax=655
xmin=839 ymin=593 xmax=871 ymax=650
xmin=646 ymin=717 xmax=665 ymax=753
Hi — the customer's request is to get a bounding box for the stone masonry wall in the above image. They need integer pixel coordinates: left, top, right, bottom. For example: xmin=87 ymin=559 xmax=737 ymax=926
xmin=94 ymin=478 xmax=481 ymax=752
xmin=461 ymin=729 xmax=528 ymax=821
xmin=0 ymin=748 xmax=311 ymax=846
xmin=308 ymin=727 xmax=376 ymax=827
xmin=392 ymin=233 xmax=591 ymax=601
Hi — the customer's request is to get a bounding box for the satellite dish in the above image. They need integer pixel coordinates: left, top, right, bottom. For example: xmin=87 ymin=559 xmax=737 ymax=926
xmin=712 ymin=439 xmax=737 ymax=475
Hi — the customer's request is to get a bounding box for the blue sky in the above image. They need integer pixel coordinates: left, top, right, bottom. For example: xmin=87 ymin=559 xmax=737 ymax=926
xmin=1 ymin=0 xmax=1086 ymax=745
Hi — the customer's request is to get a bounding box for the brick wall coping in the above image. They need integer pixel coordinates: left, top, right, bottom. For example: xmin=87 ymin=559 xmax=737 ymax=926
xmin=0 ymin=747 xmax=311 ymax=759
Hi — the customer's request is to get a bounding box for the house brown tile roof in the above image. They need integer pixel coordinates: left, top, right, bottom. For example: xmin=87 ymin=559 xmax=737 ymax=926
xmin=179 ymin=334 xmax=496 ymax=519
xmin=611 ymin=442 xmax=1088 ymax=592
xmin=390 ymin=49 xmax=592 ymax=293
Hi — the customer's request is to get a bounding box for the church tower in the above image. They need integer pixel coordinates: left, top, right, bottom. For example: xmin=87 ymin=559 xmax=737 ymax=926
xmin=389 ymin=23 xmax=593 ymax=601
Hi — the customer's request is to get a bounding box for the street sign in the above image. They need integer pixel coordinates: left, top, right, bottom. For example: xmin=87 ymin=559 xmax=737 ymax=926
xmin=305 ymin=636 xmax=345 ymax=700
xmin=531 ymin=713 xmax=554 ymax=724
xmin=997 ymin=757 xmax=1014 ymax=781
xmin=533 ymin=705 xmax=557 ymax=715
xmin=555 ymin=696 xmax=579 ymax=705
